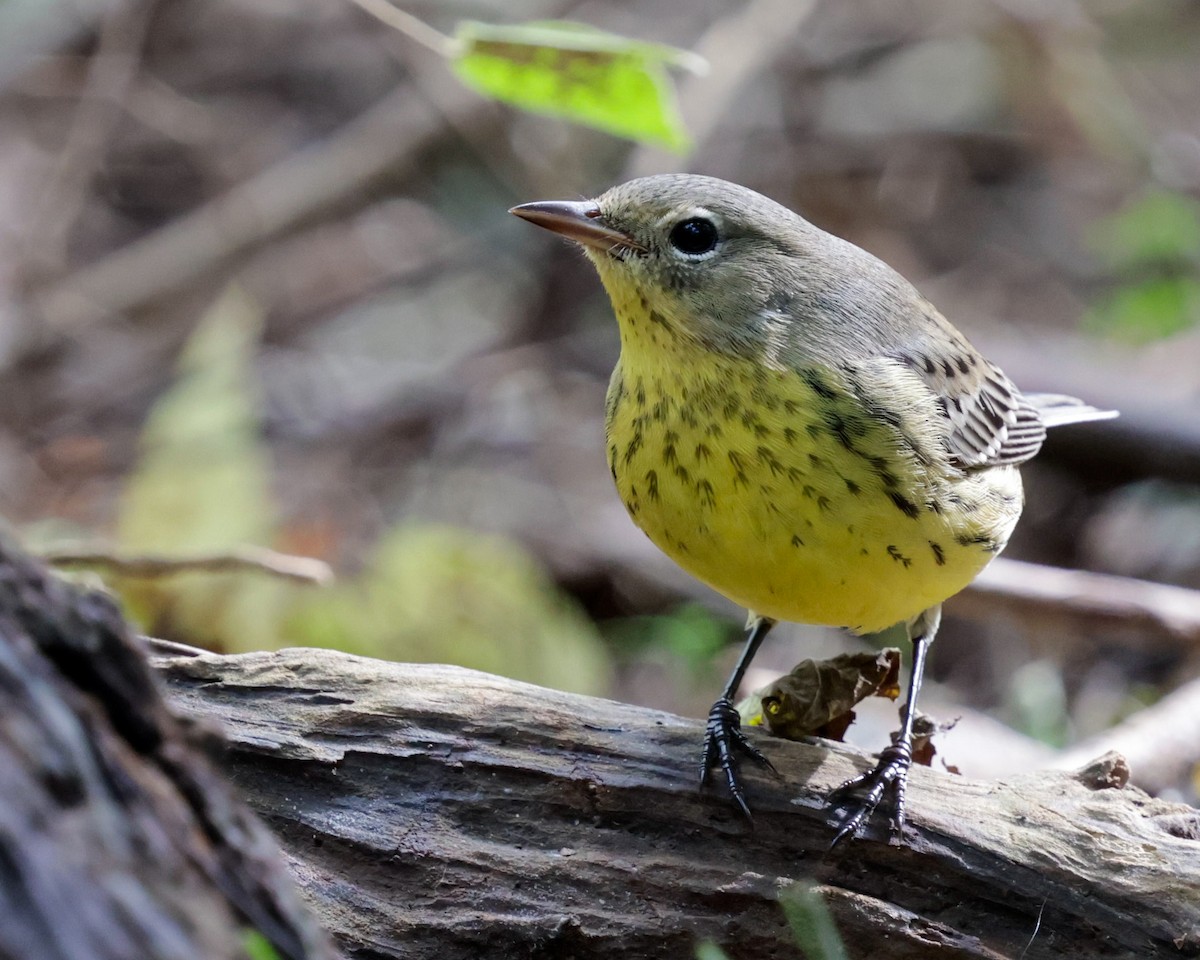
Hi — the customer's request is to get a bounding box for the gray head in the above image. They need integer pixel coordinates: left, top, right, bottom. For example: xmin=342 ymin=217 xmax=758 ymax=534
xmin=512 ymin=174 xmax=927 ymax=361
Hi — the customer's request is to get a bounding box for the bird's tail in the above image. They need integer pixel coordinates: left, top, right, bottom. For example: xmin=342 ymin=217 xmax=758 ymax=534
xmin=1026 ymin=393 xmax=1119 ymax=429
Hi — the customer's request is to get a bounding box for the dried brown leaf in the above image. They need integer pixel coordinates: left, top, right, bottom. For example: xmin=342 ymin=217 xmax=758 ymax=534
xmin=908 ymin=712 xmax=960 ymax=770
xmin=747 ymin=648 xmax=902 ymax=741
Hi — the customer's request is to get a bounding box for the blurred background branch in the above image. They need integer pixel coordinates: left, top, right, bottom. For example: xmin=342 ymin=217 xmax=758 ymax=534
xmin=43 ymin=542 xmax=334 ymax=584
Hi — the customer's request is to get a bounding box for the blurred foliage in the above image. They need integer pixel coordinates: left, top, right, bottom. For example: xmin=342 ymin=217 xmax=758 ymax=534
xmin=1086 ymin=190 xmax=1200 ymax=342
xmin=1094 ymin=191 xmax=1200 ymax=266
xmin=605 ymin=603 xmax=733 ymax=680
xmin=118 ymin=286 xmax=273 ymax=554
xmin=92 ymin=284 xmax=610 ymax=694
xmin=1005 ymin=658 xmax=1070 ymax=748
xmin=696 ymin=882 xmax=847 ymax=960
xmin=348 ymin=4 xmax=700 ymax=150
xmin=114 ymin=284 xmax=289 ymax=652
xmin=452 ymin=20 xmax=698 ymax=152
xmin=241 ymin=931 xmax=282 ymax=960
xmin=779 ymin=885 xmax=849 ymax=960
xmin=286 ymin=523 xmax=611 ymax=695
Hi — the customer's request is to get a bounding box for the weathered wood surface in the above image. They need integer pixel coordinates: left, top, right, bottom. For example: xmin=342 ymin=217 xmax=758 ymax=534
xmin=0 ymin=540 xmax=335 ymax=960
xmin=154 ymin=646 xmax=1200 ymax=960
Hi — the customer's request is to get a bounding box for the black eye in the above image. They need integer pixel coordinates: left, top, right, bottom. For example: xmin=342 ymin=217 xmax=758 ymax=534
xmin=668 ymin=217 xmax=719 ymax=255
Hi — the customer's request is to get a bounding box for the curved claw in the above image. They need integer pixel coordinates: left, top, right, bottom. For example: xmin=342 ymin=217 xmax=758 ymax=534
xmin=700 ymin=697 xmax=775 ymax=823
xmin=827 ymin=741 xmax=913 ymax=848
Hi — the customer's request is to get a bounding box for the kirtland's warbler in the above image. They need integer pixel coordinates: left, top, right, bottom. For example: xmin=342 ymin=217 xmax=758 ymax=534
xmin=511 ymin=174 xmax=1115 ymax=845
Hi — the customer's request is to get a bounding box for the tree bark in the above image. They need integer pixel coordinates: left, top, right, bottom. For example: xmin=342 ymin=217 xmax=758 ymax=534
xmin=0 ymin=537 xmax=335 ymax=960
xmin=153 ymin=645 xmax=1200 ymax=960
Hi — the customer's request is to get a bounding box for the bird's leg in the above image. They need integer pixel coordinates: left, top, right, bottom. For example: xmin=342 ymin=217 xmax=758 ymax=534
xmin=701 ymin=615 xmax=777 ymax=822
xmin=828 ymin=605 xmax=941 ymax=847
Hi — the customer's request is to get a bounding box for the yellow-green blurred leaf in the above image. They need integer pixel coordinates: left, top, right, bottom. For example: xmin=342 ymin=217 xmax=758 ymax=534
xmin=115 ymin=284 xmax=287 ymax=650
xmin=1090 ymin=190 xmax=1200 ymax=269
xmin=779 ymin=883 xmax=849 ymax=960
xmin=119 ymin=284 xmax=273 ymax=552
xmin=1085 ymin=276 xmax=1200 ymax=342
xmin=287 ymin=524 xmax=612 ymax=695
xmin=605 ymin=603 xmax=732 ymax=665
xmin=1006 ymin=658 xmax=1069 ymax=748
xmin=242 ymin=931 xmax=283 ymax=960
xmin=451 ymin=20 xmax=699 ymax=151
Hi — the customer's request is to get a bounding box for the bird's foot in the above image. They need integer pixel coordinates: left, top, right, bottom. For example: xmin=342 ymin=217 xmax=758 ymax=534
xmin=700 ymin=696 xmax=776 ymax=823
xmin=827 ymin=740 xmax=912 ymax=848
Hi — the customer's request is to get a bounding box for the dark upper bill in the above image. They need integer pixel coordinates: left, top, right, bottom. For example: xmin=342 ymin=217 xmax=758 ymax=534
xmin=509 ymin=200 xmax=646 ymax=254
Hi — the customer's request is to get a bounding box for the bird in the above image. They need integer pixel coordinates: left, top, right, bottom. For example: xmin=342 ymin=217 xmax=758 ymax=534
xmin=510 ymin=174 xmax=1116 ymax=845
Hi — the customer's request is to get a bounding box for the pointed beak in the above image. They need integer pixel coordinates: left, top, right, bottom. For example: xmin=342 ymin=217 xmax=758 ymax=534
xmin=509 ymin=200 xmax=645 ymax=254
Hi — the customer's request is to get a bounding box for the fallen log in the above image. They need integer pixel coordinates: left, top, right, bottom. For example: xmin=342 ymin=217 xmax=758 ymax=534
xmin=153 ymin=645 xmax=1200 ymax=960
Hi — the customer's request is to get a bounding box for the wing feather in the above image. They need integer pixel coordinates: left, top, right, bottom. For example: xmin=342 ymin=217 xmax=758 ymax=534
xmin=894 ymin=343 xmax=1116 ymax=470
xmin=890 ymin=310 xmax=1047 ymax=469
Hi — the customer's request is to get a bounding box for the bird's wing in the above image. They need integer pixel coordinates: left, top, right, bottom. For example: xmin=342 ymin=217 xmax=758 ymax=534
xmin=894 ymin=321 xmax=1117 ymax=470
xmin=926 ymin=357 xmax=1048 ymax=470
xmin=888 ymin=304 xmax=1052 ymax=470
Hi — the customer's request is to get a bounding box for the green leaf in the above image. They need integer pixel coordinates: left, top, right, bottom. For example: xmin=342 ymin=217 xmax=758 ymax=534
xmin=451 ymin=20 xmax=701 ymax=151
xmin=1086 ymin=190 xmax=1200 ymax=342
xmin=779 ymin=883 xmax=849 ymax=960
xmin=605 ymin=603 xmax=733 ymax=674
xmin=242 ymin=930 xmax=283 ymax=960
xmin=697 ymin=886 xmax=847 ymax=960
xmin=114 ymin=284 xmax=288 ymax=650
xmin=286 ymin=523 xmax=613 ymax=695
xmin=1090 ymin=189 xmax=1200 ymax=269
xmin=1085 ymin=275 xmax=1200 ymax=342
xmin=119 ymin=284 xmax=274 ymax=553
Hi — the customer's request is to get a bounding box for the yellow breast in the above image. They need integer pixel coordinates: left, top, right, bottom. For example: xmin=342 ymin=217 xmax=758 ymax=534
xmin=601 ymin=289 xmax=1022 ymax=633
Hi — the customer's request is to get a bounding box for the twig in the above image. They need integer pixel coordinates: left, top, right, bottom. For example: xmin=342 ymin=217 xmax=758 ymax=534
xmin=15 ymin=56 xmax=225 ymax=145
xmin=30 ymin=83 xmax=447 ymax=330
xmin=0 ymin=0 xmax=123 ymax=92
xmin=344 ymin=0 xmax=456 ymax=57
xmin=369 ymin=5 xmax=531 ymax=208
xmin=1051 ymin=674 xmax=1200 ymax=794
xmin=42 ymin=544 xmax=333 ymax=585
xmin=1018 ymin=897 xmax=1048 ymax=960
xmin=625 ymin=0 xmax=819 ymax=178
xmin=957 ymin=556 xmax=1200 ymax=648
xmin=141 ymin=636 xmax=209 ymax=657
xmin=28 ymin=0 xmax=154 ymax=275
